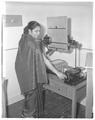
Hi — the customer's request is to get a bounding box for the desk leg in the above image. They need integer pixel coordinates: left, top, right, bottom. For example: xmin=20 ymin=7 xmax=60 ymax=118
xmin=72 ymin=89 xmax=77 ymax=118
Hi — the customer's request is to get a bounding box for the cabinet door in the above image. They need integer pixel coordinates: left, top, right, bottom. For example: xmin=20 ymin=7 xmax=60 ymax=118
xmin=48 ymin=29 xmax=68 ymax=49
xmin=47 ymin=16 xmax=67 ymax=29
xmin=48 ymin=29 xmax=67 ymax=43
xmin=47 ymin=16 xmax=72 ymax=50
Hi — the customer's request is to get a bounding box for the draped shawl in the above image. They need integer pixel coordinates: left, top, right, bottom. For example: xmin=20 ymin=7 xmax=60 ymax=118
xmin=15 ymin=34 xmax=48 ymax=95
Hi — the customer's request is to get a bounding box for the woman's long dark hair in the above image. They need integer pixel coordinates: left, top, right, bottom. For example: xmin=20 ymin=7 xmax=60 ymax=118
xmin=24 ymin=21 xmax=41 ymax=34
xmin=18 ymin=21 xmax=41 ymax=52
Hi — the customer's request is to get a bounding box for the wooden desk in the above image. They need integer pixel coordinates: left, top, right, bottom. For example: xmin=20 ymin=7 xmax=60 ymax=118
xmin=43 ymin=74 xmax=86 ymax=118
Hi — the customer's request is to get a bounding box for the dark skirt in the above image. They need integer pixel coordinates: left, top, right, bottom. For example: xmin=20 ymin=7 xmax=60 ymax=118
xmin=22 ymin=83 xmax=45 ymax=118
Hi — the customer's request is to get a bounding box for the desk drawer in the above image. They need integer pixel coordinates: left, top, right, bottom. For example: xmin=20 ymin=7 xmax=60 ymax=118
xmin=44 ymin=84 xmax=67 ymax=97
xmin=49 ymin=79 xmax=67 ymax=97
xmin=52 ymin=84 xmax=67 ymax=96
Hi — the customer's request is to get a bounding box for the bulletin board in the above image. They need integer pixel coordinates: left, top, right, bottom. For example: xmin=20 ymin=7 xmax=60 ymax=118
xmin=3 ymin=15 xmax=22 ymax=27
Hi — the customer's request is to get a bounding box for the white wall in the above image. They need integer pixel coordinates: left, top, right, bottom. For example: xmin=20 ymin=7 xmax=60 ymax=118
xmin=4 ymin=2 xmax=93 ymax=105
xmin=5 ymin=2 xmax=93 ymax=48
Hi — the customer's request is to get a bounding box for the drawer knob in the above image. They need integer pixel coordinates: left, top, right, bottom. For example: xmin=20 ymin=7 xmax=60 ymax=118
xmin=58 ymin=88 xmax=60 ymax=91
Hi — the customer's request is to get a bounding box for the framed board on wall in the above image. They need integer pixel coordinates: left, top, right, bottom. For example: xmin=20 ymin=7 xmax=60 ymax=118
xmin=3 ymin=15 xmax=22 ymax=27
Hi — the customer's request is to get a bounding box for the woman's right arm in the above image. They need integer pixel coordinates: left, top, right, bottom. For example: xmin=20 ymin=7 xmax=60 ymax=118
xmin=42 ymin=54 xmax=67 ymax=80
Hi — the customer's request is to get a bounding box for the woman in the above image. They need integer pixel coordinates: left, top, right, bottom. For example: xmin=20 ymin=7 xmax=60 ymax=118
xmin=15 ymin=21 xmax=67 ymax=118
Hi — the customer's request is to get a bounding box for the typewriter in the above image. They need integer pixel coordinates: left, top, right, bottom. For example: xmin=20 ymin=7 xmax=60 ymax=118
xmin=64 ymin=67 xmax=87 ymax=85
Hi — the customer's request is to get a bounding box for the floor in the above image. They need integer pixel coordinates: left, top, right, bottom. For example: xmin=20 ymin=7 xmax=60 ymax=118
xmin=7 ymin=90 xmax=85 ymax=118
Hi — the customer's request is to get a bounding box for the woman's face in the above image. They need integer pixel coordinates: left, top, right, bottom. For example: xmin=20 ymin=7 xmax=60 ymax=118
xmin=31 ymin=26 xmax=41 ymax=39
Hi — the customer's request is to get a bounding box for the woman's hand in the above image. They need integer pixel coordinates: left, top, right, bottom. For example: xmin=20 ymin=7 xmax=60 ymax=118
xmin=56 ymin=71 xmax=67 ymax=80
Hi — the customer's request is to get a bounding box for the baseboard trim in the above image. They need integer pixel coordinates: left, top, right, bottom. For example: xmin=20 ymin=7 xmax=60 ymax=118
xmin=8 ymin=94 xmax=25 ymax=105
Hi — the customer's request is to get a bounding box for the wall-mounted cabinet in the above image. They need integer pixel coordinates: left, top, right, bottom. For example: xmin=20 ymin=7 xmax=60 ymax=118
xmin=47 ymin=16 xmax=71 ymax=51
